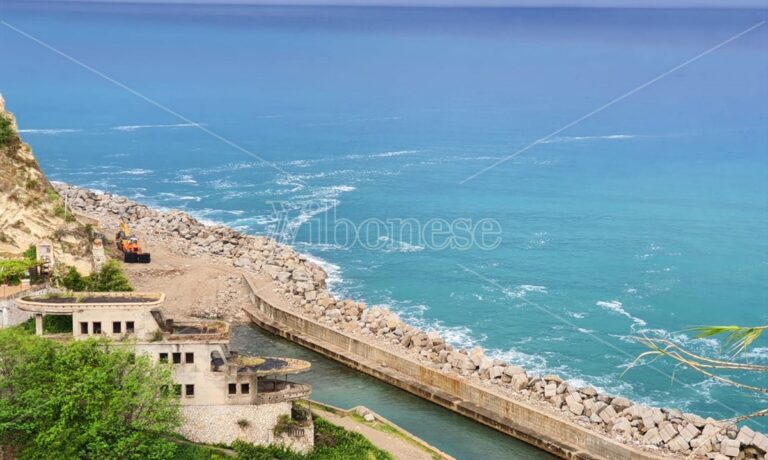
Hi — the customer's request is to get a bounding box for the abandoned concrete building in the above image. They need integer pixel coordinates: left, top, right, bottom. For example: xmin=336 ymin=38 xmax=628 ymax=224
xmin=16 ymin=291 xmax=314 ymax=452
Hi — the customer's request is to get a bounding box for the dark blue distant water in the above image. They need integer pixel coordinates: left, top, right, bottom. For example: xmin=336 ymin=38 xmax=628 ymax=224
xmin=2 ymin=2 xmax=767 ymax=427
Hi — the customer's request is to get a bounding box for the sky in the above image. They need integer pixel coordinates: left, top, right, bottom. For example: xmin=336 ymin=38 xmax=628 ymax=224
xmin=37 ymin=0 xmax=768 ymax=8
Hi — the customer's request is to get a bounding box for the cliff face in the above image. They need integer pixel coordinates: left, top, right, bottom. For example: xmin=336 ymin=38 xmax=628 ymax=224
xmin=0 ymin=94 xmax=92 ymax=274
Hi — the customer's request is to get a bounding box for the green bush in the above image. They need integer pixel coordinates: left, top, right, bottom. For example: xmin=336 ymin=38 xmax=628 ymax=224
xmin=61 ymin=266 xmax=88 ymax=291
xmin=0 ymin=258 xmax=36 ymax=285
xmin=60 ymin=260 xmax=133 ymax=292
xmin=19 ymin=315 xmax=73 ymax=334
xmin=233 ymin=416 xmax=392 ymax=460
xmin=89 ymin=260 xmax=133 ymax=291
xmin=171 ymin=442 xmax=229 ymax=460
xmin=0 ymin=328 xmax=181 ymax=459
xmin=23 ymin=245 xmax=36 ymax=260
xmin=0 ymin=113 xmax=15 ymax=146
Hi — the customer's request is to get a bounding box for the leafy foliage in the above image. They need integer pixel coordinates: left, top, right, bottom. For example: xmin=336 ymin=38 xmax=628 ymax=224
xmin=0 ymin=328 xmax=181 ymax=459
xmin=691 ymin=325 xmax=767 ymax=355
xmin=0 ymin=259 xmax=36 ymax=285
xmin=61 ymin=266 xmax=88 ymax=291
xmin=19 ymin=315 xmax=73 ymax=334
xmin=170 ymin=442 xmax=230 ymax=460
xmin=233 ymin=416 xmax=392 ymax=460
xmin=632 ymin=324 xmax=768 ymax=423
xmin=60 ymin=260 xmax=133 ymax=292
xmin=89 ymin=260 xmax=133 ymax=291
xmin=0 ymin=113 xmax=15 ymax=146
xmin=23 ymin=245 xmax=36 ymax=260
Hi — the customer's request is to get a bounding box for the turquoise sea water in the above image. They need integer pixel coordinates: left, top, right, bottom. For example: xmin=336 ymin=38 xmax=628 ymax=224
xmin=2 ymin=2 xmax=767 ymax=429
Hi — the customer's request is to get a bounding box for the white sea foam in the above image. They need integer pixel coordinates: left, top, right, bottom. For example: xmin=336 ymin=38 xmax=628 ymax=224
xmin=487 ymin=348 xmax=548 ymax=374
xmin=596 ymin=300 xmax=647 ymax=326
xmin=155 ymin=192 xmax=203 ymax=202
xmin=301 ymin=252 xmax=344 ymax=294
xmin=122 ymin=168 xmax=153 ymax=175
xmin=542 ymin=134 xmax=637 ymax=144
xmin=164 ymin=174 xmax=197 ymax=185
xmin=504 ymin=284 xmax=547 ymax=299
xmin=18 ymin=128 xmax=81 ymax=135
xmin=376 ymin=236 xmax=424 ymax=253
xmin=111 ymin=123 xmax=201 ymax=132
xmin=268 ymin=184 xmax=357 ymax=243
xmin=342 ymin=149 xmax=419 ymax=160
xmin=742 ymin=347 xmax=768 ymax=362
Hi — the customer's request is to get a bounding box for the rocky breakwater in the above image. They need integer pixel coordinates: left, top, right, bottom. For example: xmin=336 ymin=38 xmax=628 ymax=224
xmin=56 ymin=183 xmax=767 ymax=460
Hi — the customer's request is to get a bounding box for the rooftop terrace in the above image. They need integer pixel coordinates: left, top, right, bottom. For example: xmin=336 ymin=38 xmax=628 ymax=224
xmin=17 ymin=292 xmax=165 ymax=312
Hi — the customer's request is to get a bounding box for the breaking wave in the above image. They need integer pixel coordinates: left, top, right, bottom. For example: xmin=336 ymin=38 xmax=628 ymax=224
xmin=111 ymin=123 xmax=201 ymax=132
xmin=18 ymin=128 xmax=81 ymax=135
xmin=596 ymin=300 xmax=647 ymax=326
xmin=542 ymin=134 xmax=637 ymax=144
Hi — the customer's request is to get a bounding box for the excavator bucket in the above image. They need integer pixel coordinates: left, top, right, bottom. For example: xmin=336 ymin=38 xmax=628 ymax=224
xmin=123 ymin=252 xmax=151 ymax=263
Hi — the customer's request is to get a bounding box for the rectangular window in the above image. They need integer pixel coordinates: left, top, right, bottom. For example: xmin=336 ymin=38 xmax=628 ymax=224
xmin=228 ymin=383 xmax=237 ymax=395
xmin=185 ymin=384 xmax=194 ymax=397
xmin=93 ymin=322 xmax=102 ymax=334
xmin=80 ymin=322 xmax=88 ymax=334
xmin=241 ymin=383 xmax=250 ymax=394
xmin=172 ymin=352 xmax=182 ymax=364
xmin=185 ymin=352 xmax=194 ymax=364
xmin=112 ymin=321 xmax=121 ymax=334
xmin=174 ymin=384 xmax=182 ymax=397
xmin=126 ymin=321 xmax=135 ymax=334
xmin=159 ymin=353 xmax=168 ymax=363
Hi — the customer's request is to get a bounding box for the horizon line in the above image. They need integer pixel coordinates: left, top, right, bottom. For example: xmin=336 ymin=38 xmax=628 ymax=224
xmin=13 ymin=0 xmax=768 ymax=10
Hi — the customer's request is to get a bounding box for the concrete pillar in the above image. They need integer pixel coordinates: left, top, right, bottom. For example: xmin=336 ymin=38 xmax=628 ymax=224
xmin=35 ymin=314 xmax=43 ymax=336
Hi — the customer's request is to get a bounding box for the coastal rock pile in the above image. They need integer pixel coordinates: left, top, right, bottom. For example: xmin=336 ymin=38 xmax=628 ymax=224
xmin=55 ymin=183 xmax=767 ymax=460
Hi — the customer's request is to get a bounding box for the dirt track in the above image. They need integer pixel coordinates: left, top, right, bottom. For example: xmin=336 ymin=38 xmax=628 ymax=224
xmin=120 ymin=244 xmax=250 ymax=323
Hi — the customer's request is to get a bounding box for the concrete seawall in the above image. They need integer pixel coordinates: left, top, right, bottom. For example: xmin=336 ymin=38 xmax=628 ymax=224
xmin=243 ymin=274 xmax=661 ymax=460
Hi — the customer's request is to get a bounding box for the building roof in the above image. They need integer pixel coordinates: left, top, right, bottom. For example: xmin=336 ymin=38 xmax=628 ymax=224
xmin=17 ymin=292 xmax=165 ymax=312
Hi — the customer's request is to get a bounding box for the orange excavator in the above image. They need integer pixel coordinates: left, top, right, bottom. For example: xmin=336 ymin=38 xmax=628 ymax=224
xmin=116 ymin=219 xmax=151 ymax=263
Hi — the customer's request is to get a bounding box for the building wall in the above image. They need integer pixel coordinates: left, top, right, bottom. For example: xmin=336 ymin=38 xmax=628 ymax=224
xmin=73 ymin=308 xmax=158 ymax=341
xmin=179 ymin=402 xmax=314 ymax=454
xmin=0 ymin=287 xmax=45 ymax=328
xmin=135 ymin=341 xmax=258 ymax=406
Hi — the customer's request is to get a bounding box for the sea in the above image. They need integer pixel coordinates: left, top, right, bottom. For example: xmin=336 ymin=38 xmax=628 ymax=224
xmin=2 ymin=1 xmax=767 ymax=438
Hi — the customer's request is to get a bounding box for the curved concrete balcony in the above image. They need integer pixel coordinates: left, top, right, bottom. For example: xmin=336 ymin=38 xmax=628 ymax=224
xmin=17 ymin=292 xmax=165 ymax=313
xmin=235 ymin=356 xmax=311 ymax=376
xmin=255 ymin=380 xmax=311 ymax=404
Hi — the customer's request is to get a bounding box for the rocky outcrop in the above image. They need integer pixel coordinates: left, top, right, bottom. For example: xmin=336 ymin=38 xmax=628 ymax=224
xmin=0 ymin=95 xmax=92 ymax=273
xmin=55 ymin=183 xmax=767 ymax=460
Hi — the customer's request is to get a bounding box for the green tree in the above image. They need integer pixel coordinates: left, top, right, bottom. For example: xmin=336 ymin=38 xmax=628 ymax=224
xmin=61 ymin=266 xmax=88 ymax=291
xmin=87 ymin=260 xmax=133 ymax=292
xmin=0 ymin=259 xmax=35 ymax=285
xmin=0 ymin=328 xmax=180 ymax=459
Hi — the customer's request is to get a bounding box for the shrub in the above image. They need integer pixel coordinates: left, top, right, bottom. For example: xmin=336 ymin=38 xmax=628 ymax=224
xmin=19 ymin=315 xmax=73 ymax=334
xmin=233 ymin=416 xmax=393 ymax=460
xmin=0 ymin=329 xmax=181 ymax=459
xmin=57 ymin=261 xmax=133 ymax=292
xmin=0 ymin=113 xmax=14 ymax=146
xmin=0 ymin=259 xmax=35 ymax=285
xmin=61 ymin=266 xmax=88 ymax=291
xmin=88 ymin=260 xmax=133 ymax=291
